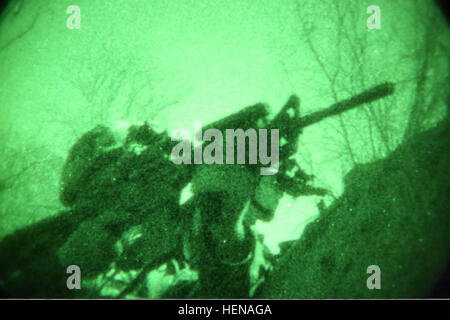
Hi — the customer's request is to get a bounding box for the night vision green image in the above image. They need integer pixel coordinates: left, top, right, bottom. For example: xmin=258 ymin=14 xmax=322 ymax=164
xmin=0 ymin=0 xmax=448 ymax=299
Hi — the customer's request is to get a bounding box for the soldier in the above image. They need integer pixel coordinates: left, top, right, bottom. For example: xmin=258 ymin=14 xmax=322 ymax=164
xmin=184 ymin=98 xmax=308 ymax=298
xmin=58 ymin=122 xmax=192 ymax=281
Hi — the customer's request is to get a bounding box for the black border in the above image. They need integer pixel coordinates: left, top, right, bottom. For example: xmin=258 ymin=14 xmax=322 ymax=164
xmin=0 ymin=299 xmax=448 ymax=318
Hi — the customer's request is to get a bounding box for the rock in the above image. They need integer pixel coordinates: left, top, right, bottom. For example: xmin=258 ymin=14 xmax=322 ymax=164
xmin=261 ymin=122 xmax=450 ymax=298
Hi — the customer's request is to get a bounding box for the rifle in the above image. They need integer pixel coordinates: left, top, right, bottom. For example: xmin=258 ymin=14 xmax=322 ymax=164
xmin=184 ymin=82 xmax=396 ymax=297
xmin=275 ymin=82 xmax=395 ymax=131
xmin=268 ymin=82 xmax=395 ymax=197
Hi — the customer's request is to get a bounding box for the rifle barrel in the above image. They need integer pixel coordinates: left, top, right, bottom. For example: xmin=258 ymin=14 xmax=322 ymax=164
xmin=298 ymin=82 xmax=395 ymax=129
